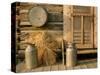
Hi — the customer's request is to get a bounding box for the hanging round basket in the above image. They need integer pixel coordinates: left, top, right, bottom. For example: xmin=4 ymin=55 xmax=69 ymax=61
xmin=28 ymin=7 xmax=47 ymax=27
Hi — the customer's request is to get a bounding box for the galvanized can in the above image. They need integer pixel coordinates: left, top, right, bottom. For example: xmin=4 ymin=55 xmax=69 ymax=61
xmin=25 ymin=43 xmax=38 ymax=70
xmin=66 ymin=42 xmax=77 ymax=68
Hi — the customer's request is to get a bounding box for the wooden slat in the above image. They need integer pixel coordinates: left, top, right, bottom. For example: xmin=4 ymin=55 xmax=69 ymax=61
xmin=19 ymin=13 xmax=28 ymax=21
xmin=20 ymin=22 xmax=31 ymax=26
xmin=32 ymin=66 xmax=44 ymax=72
xmin=87 ymin=63 xmax=97 ymax=68
xmin=58 ymin=64 xmax=66 ymax=70
xmin=77 ymin=50 xmax=97 ymax=54
xmin=16 ymin=15 xmax=20 ymax=21
xmin=72 ymin=14 xmax=74 ymax=42
xmin=63 ymin=5 xmax=72 ymax=42
xmin=19 ymin=9 xmax=28 ymax=13
xmin=81 ymin=16 xmax=83 ymax=44
xmin=47 ymin=22 xmax=63 ymax=25
xmin=19 ymin=4 xmax=36 ymax=10
xmin=73 ymin=6 xmax=92 ymax=15
xmin=19 ymin=12 xmax=63 ymax=22
xmin=76 ymin=44 xmax=93 ymax=48
xmin=16 ymin=58 xmax=97 ymax=72
xmin=78 ymin=59 xmax=97 ymax=64
xmin=20 ymin=30 xmax=63 ymax=33
xmin=73 ymin=65 xmax=81 ymax=69
xmin=48 ymin=12 xmax=63 ymax=22
xmin=50 ymin=65 xmax=59 ymax=71
xmin=20 ymin=26 xmax=63 ymax=31
xmin=20 ymin=21 xmax=63 ymax=26
xmin=43 ymin=66 xmax=51 ymax=71
xmin=20 ymin=3 xmax=63 ymax=13
xmin=20 ymin=22 xmax=63 ymax=31
xmin=94 ymin=7 xmax=97 ymax=48
xmin=38 ymin=5 xmax=63 ymax=13
xmin=91 ymin=16 xmax=94 ymax=46
xmin=80 ymin=64 xmax=88 ymax=69
xmin=66 ymin=66 xmax=74 ymax=70
xmin=72 ymin=13 xmax=93 ymax=16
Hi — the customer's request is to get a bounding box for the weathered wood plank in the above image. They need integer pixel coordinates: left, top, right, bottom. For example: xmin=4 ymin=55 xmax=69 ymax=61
xmin=32 ymin=66 xmax=44 ymax=72
xmin=58 ymin=64 xmax=66 ymax=70
xmin=20 ymin=25 xmax=63 ymax=31
xmin=19 ymin=10 xmax=29 ymax=13
xmin=19 ymin=12 xmax=63 ymax=22
xmin=20 ymin=4 xmax=63 ymax=13
xmin=78 ymin=59 xmax=97 ymax=63
xmin=19 ymin=4 xmax=36 ymax=10
xmin=20 ymin=21 xmax=63 ymax=26
xmin=73 ymin=65 xmax=81 ymax=69
xmin=19 ymin=13 xmax=28 ymax=21
xmin=20 ymin=21 xmax=31 ymax=26
xmin=80 ymin=64 xmax=88 ymax=69
xmin=50 ymin=65 xmax=59 ymax=71
xmin=72 ymin=13 xmax=93 ymax=16
xmin=77 ymin=50 xmax=97 ymax=54
xmin=63 ymin=5 xmax=72 ymax=42
xmin=47 ymin=12 xmax=63 ymax=22
xmin=66 ymin=67 xmax=74 ymax=70
xmin=16 ymin=59 xmax=97 ymax=72
xmin=20 ymin=30 xmax=63 ymax=33
xmin=87 ymin=63 xmax=97 ymax=68
xmin=43 ymin=66 xmax=51 ymax=71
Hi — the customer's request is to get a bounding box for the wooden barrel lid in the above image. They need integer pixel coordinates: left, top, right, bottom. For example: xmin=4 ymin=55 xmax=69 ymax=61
xmin=28 ymin=7 xmax=47 ymax=27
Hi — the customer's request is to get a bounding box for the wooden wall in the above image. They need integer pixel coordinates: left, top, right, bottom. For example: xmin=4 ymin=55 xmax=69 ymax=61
xmin=15 ymin=2 xmax=97 ymax=64
xmin=63 ymin=5 xmax=97 ymax=49
xmin=16 ymin=2 xmax=63 ymax=64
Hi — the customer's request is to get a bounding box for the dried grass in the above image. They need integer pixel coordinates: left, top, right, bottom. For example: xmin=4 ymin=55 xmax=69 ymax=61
xmin=25 ymin=31 xmax=62 ymax=65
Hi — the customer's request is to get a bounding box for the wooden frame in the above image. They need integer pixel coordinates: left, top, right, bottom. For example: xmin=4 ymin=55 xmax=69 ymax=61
xmin=71 ymin=6 xmax=94 ymax=48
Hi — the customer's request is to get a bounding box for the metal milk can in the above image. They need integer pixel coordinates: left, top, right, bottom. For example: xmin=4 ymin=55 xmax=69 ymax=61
xmin=66 ymin=42 xmax=77 ymax=68
xmin=25 ymin=43 xmax=38 ymax=70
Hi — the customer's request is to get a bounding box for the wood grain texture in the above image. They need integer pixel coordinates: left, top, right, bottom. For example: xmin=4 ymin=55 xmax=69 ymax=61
xmin=16 ymin=59 xmax=97 ymax=72
xmin=50 ymin=65 xmax=59 ymax=71
xmin=43 ymin=66 xmax=51 ymax=71
xmin=58 ymin=64 xmax=65 ymax=70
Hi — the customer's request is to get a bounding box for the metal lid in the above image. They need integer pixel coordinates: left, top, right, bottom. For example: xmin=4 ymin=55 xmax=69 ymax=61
xmin=28 ymin=7 xmax=47 ymax=27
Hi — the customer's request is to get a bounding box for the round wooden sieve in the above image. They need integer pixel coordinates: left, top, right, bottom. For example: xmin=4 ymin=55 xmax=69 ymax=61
xmin=28 ymin=7 xmax=47 ymax=27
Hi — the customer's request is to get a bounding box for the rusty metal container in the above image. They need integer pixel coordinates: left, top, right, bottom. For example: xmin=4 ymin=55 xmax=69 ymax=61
xmin=25 ymin=43 xmax=38 ymax=70
xmin=66 ymin=42 xmax=77 ymax=68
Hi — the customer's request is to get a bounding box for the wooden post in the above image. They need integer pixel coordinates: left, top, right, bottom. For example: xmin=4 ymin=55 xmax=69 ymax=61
xmin=63 ymin=5 xmax=73 ymax=42
xmin=63 ymin=5 xmax=73 ymax=65
xmin=94 ymin=7 xmax=97 ymax=48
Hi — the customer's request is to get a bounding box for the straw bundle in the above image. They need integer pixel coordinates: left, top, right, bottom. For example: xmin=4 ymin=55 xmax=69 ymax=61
xmin=25 ymin=31 xmax=61 ymax=65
